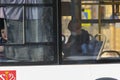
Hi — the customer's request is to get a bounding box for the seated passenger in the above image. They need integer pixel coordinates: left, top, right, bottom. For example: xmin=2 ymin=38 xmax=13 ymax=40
xmin=0 ymin=18 xmax=7 ymax=44
xmin=0 ymin=19 xmax=7 ymax=58
xmin=0 ymin=29 xmax=7 ymax=43
xmin=63 ymin=20 xmax=90 ymax=57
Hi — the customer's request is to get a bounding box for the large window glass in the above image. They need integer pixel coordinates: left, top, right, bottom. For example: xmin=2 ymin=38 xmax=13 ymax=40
xmin=61 ymin=0 xmax=120 ymax=64
xmin=0 ymin=0 xmax=58 ymax=65
xmin=25 ymin=7 xmax=53 ymax=42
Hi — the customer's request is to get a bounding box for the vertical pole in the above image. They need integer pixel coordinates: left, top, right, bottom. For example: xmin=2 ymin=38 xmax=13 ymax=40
xmin=58 ymin=0 xmax=62 ymax=64
xmin=71 ymin=0 xmax=81 ymax=30
xmin=98 ymin=1 xmax=101 ymax=40
xmin=23 ymin=5 xmax=25 ymax=44
xmin=71 ymin=0 xmax=81 ymax=22
xmin=112 ymin=0 xmax=116 ymax=50
xmin=71 ymin=0 xmax=75 ymax=21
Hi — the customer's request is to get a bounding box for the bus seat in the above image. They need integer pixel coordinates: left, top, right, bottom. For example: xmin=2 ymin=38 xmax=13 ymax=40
xmin=62 ymin=33 xmax=107 ymax=61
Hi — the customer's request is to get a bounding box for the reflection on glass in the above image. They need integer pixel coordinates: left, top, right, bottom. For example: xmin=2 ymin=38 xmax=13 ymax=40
xmin=25 ymin=7 xmax=53 ymax=42
xmin=0 ymin=0 xmax=56 ymax=64
xmin=26 ymin=0 xmax=53 ymax=4
xmin=6 ymin=20 xmax=24 ymax=44
xmin=4 ymin=45 xmax=54 ymax=62
xmin=3 ymin=6 xmax=24 ymax=44
xmin=1 ymin=0 xmax=25 ymax=4
xmin=0 ymin=0 xmax=52 ymax=4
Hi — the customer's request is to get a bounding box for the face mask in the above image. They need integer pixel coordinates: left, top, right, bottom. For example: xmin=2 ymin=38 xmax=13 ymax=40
xmin=71 ymin=32 xmax=77 ymax=36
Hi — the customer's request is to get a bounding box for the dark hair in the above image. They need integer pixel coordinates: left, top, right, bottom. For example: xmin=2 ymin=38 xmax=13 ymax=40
xmin=68 ymin=19 xmax=81 ymax=31
xmin=0 ymin=18 xmax=4 ymax=29
xmin=0 ymin=18 xmax=5 ymax=37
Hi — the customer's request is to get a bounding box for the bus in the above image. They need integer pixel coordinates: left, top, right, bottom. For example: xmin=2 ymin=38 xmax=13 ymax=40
xmin=0 ymin=0 xmax=120 ymax=80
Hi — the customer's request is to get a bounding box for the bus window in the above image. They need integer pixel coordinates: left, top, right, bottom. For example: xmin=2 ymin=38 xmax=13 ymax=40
xmin=0 ymin=0 xmax=58 ymax=65
xmin=61 ymin=0 xmax=120 ymax=64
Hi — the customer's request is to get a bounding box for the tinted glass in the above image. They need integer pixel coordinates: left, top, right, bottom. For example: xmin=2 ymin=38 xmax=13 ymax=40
xmin=25 ymin=7 xmax=53 ymax=42
xmin=0 ymin=0 xmax=53 ymax=4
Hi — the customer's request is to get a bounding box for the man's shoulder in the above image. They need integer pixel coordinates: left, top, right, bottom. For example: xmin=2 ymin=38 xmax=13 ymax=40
xmin=81 ymin=29 xmax=89 ymax=33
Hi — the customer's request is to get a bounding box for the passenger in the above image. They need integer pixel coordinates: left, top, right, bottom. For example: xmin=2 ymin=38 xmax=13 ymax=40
xmin=0 ymin=29 xmax=7 ymax=57
xmin=63 ymin=19 xmax=90 ymax=57
xmin=0 ymin=19 xmax=4 ymax=53
xmin=0 ymin=18 xmax=7 ymax=57
xmin=0 ymin=29 xmax=7 ymax=43
xmin=110 ymin=13 xmax=119 ymax=19
xmin=0 ymin=18 xmax=7 ymax=44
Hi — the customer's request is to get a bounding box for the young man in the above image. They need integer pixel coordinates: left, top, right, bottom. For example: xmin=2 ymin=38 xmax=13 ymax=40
xmin=63 ymin=20 xmax=90 ymax=57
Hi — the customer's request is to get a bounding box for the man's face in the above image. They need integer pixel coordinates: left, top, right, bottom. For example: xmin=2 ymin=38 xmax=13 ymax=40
xmin=72 ymin=23 xmax=81 ymax=35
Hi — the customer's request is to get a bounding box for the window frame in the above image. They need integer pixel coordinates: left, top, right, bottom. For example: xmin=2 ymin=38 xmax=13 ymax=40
xmin=0 ymin=0 xmax=59 ymax=66
xmin=60 ymin=0 xmax=120 ymax=64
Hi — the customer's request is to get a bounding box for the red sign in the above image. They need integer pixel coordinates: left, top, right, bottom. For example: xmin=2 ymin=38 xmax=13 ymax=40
xmin=0 ymin=70 xmax=16 ymax=80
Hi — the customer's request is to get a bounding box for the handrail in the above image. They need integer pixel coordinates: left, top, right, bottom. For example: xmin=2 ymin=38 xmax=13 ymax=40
xmin=100 ymin=50 xmax=120 ymax=57
xmin=95 ymin=34 xmax=107 ymax=60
